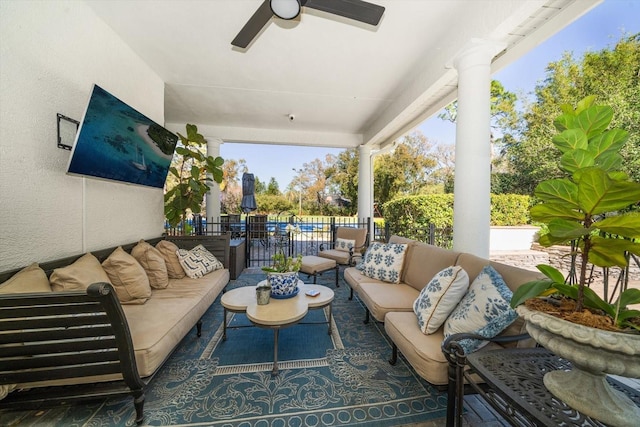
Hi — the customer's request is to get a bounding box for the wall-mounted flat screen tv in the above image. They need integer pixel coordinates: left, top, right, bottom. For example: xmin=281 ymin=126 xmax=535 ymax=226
xmin=67 ymin=84 xmax=178 ymax=188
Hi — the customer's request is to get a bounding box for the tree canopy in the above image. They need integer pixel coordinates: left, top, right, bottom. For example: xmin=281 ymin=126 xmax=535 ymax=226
xmin=502 ymin=34 xmax=640 ymax=194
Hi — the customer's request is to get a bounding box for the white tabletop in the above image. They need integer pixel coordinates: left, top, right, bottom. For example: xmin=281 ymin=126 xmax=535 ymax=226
xmin=221 ymin=283 xmax=334 ymax=327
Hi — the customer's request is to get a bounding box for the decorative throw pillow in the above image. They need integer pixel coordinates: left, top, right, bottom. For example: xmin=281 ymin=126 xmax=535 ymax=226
xmin=0 ymin=263 xmax=51 ymax=294
xmin=102 ymin=247 xmax=152 ymax=305
xmin=176 ymin=244 xmax=224 ymax=279
xmin=414 ymin=266 xmax=469 ymax=334
xmin=335 ymin=237 xmax=355 ymax=252
xmin=444 ymin=265 xmax=518 ymax=354
xmin=131 ymin=240 xmax=169 ymax=289
xmin=359 ymin=242 xmax=408 ymax=284
xmin=156 ymin=240 xmax=186 ymax=279
xmin=50 ymin=253 xmax=111 ymax=292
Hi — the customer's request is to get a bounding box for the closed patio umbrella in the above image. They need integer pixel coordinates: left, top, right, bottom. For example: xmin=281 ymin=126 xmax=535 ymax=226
xmin=240 ymin=173 xmax=257 ymax=213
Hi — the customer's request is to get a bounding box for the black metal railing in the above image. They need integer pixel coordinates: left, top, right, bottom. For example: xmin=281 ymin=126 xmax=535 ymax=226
xmin=166 ymin=214 xmax=372 ymax=267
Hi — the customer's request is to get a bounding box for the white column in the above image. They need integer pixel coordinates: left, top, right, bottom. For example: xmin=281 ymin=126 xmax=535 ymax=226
xmin=206 ymin=137 xmax=223 ymax=231
xmin=452 ymin=39 xmax=505 ymax=258
xmin=358 ymin=145 xmax=373 ymax=225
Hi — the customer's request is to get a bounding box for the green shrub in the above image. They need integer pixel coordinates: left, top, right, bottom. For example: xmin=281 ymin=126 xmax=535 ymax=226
xmin=382 ymin=194 xmax=531 ymax=240
xmin=490 ymin=194 xmax=531 ymax=226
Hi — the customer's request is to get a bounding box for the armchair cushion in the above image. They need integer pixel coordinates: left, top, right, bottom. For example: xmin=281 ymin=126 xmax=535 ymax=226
xmin=443 ymin=265 xmax=518 ymax=354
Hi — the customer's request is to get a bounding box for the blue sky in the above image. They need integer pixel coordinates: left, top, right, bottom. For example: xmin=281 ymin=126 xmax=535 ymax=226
xmin=221 ymin=0 xmax=640 ymax=190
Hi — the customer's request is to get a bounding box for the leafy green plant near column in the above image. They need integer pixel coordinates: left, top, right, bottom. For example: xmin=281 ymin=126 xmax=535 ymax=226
xmin=164 ymin=124 xmax=224 ymax=228
xmin=511 ymin=96 xmax=640 ymax=329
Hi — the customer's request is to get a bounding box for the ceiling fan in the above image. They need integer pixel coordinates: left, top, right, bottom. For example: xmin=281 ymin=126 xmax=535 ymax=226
xmin=232 ymin=0 xmax=385 ymax=48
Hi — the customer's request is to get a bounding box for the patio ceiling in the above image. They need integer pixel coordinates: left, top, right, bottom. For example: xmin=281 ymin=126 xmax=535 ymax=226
xmin=86 ymin=0 xmax=600 ymax=150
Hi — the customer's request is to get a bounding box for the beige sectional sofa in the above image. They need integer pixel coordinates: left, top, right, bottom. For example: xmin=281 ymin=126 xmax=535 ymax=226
xmin=344 ymin=235 xmax=542 ymax=387
xmin=0 ymin=235 xmax=230 ymax=421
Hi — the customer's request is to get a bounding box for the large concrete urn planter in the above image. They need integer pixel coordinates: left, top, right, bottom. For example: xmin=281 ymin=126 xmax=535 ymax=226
xmin=517 ymin=305 xmax=640 ymax=427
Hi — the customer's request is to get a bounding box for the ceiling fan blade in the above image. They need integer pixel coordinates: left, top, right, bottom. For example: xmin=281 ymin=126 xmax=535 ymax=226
xmin=304 ymin=0 xmax=385 ymax=26
xmin=231 ymin=0 xmax=274 ymax=48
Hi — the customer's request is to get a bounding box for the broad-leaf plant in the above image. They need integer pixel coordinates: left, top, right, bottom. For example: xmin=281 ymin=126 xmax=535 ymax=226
xmin=510 ymin=96 xmax=640 ymax=330
xmin=164 ymin=124 xmax=224 ymax=229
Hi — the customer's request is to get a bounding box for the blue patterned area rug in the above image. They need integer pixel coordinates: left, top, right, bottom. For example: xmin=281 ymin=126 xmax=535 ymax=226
xmin=1 ymin=272 xmax=447 ymax=426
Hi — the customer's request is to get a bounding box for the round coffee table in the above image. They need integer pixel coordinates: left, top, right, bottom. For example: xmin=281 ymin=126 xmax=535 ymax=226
xmin=220 ymin=282 xmax=334 ymax=375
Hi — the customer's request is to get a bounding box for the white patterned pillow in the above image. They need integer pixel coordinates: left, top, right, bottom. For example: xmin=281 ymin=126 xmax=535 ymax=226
xmin=176 ymin=245 xmax=223 ymax=279
xmin=414 ymin=266 xmax=469 ymax=334
xmin=360 ymin=242 xmax=408 ymax=284
xmin=444 ymin=265 xmax=518 ymax=354
xmin=335 ymin=238 xmax=355 ymax=252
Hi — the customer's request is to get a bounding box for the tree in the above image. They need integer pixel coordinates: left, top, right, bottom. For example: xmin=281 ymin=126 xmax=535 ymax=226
xmin=373 ymin=131 xmax=437 ymax=207
xmin=254 ymin=176 xmax=266 ymax=194
xmin=439 ymin=80 xmax=521 ymax=157
xmin=266 ymin=177 xmax=281 ymax=195
xmin=325 ymin=149 xmax=359 ymax=215
xmin=220 ymin=158 xmax=246 ymax=214
xmin=504 ymin=34 xmax=640 ymax=194
xmin=431 ymin=143 xmax=455 ymax=192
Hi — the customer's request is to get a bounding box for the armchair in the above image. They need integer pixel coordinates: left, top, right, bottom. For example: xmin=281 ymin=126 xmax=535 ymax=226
xmin=318 ymin=226 xmax=368 ymax=267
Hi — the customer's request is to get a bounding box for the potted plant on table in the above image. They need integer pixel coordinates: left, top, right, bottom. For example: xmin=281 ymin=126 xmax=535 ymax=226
xmin=510 ymin=96 xmax=640 ymax=427
xmin=262 ymin=224 xmax=303 ymax=298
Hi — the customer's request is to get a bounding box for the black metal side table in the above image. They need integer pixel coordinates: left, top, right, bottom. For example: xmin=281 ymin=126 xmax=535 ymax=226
xmin=463 ymin=347 xmax=640 ymax=426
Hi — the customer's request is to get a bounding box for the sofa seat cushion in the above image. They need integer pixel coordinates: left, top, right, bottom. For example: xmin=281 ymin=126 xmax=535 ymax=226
xmin=357 ymin=282 xmax=419 ymax=322
xmin=318 ymin=248 xmax=351 ymax=265
xmin=344 ymin=267 xmax=384 ymax=294
xmin=123 ymin=268 xmax=229 ymax=377
xmin=384 ymin=311 xmax=449 ymax=385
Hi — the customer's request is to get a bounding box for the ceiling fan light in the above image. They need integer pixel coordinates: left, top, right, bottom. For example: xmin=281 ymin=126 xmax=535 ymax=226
xmin=270 ymin=0 xmax=301 ymax=20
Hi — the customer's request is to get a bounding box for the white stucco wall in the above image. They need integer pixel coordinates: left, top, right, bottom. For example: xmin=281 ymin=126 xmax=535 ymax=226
xmin=0 ymin=1 xmax=166 ymax=271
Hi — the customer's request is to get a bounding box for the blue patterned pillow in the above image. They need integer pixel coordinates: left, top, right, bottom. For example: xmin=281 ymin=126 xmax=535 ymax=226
xmin=335 ymin=237 xmax=355 ymax=252
xmin=359 ymin=242 xmax=408 ymax=283
xmin=443 ymin=265 xmax=517 ymax=354
xmin=414 ymin=266 xmax=469 ymax=334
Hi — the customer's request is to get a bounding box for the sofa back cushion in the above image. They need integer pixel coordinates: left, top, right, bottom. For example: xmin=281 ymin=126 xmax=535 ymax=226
xmin=0 ymin=263 xmax=51 ymax=294
xmin=156 ymin=240 xmax=186 ymax=279
xmin=401 ymin=241 xmax=461 ymax=292
xmin=456 ymin=253 xmax=544 ymax=293
xmin=50 ymin=253 xmax=111 ymax=292
xmin=102 ymin=247 xmax=152 ymax=305
xmin=131 ymin=240 xmax=169 ymax=289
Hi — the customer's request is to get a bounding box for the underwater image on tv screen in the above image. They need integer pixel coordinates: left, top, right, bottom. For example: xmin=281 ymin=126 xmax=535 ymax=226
xmin=67 ymin=84 xmax=178 ymax=188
